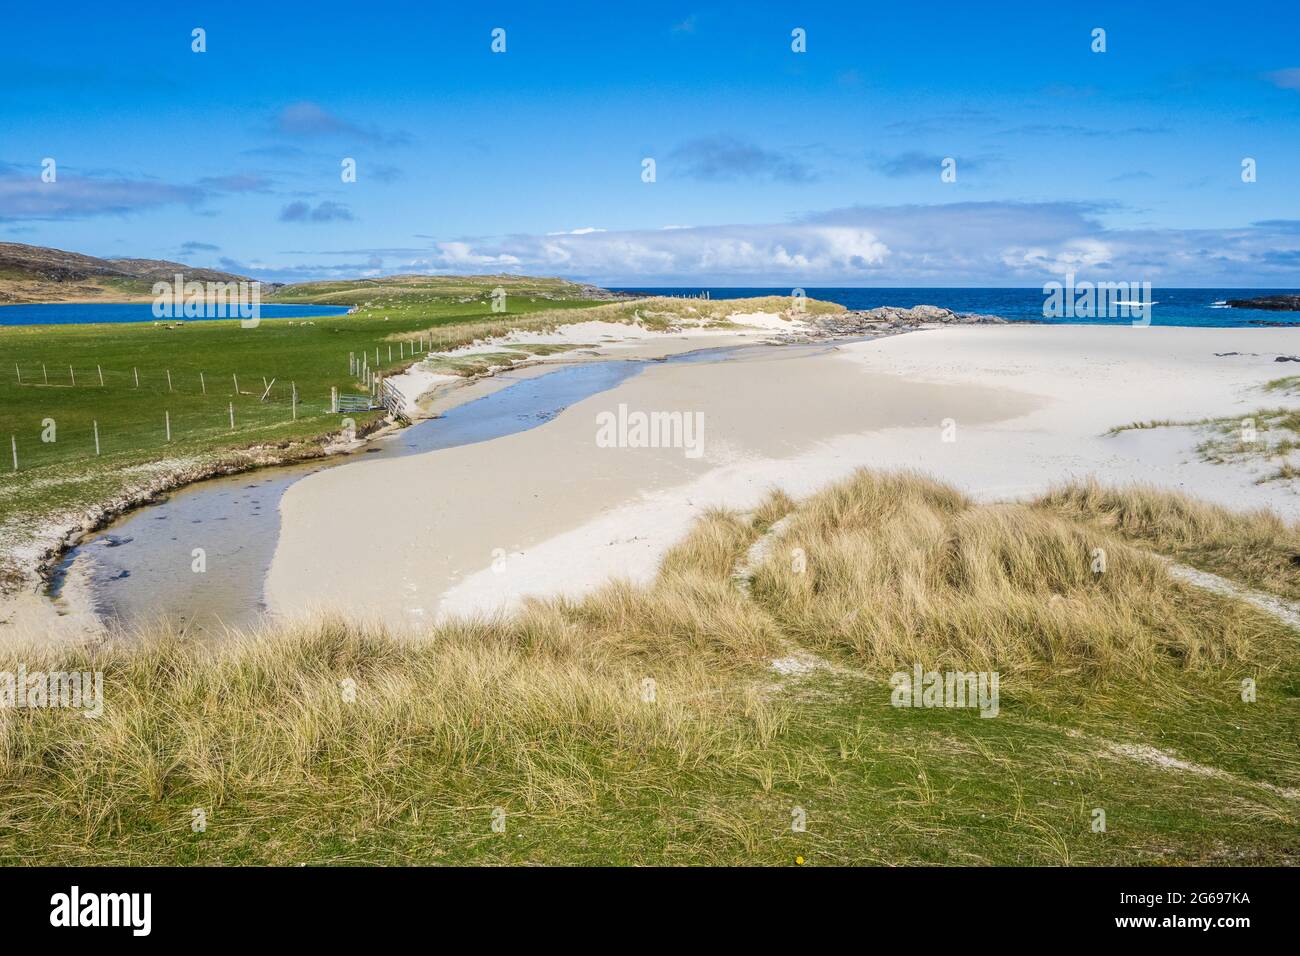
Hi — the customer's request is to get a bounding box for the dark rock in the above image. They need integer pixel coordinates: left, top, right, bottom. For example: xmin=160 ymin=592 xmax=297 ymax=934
xmin=1227 ymin=294 xmax=1300 ymax=311
xmin=810 ymin=305 xmax=1008 ymax=336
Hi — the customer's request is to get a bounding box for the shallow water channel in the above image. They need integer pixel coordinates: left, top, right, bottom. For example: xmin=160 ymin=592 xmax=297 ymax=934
xmin=47 ymin=344 xmax=775 ymax=633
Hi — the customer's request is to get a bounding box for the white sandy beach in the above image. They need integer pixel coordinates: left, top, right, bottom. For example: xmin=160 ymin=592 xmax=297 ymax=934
xmin=266 ymin=324 xmax=1300 ymax=628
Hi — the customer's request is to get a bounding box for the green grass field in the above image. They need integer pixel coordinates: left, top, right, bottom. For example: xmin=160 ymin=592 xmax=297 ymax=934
xmin=0 ymin=276 xmax=612 ymax=588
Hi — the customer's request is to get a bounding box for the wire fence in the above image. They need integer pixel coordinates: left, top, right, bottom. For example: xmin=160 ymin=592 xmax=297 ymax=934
xmin=2 ymin=334 xmax=448 ymax=474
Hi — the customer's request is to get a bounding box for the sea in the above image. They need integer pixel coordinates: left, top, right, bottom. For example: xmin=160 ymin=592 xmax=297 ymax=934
xmin=609 ymin=288 xmax=1300 ymax=329
xmin=0 ymin=303 xmax=352 ymax=326
xmin=4 ymin=291 xmax=1298 ymax=329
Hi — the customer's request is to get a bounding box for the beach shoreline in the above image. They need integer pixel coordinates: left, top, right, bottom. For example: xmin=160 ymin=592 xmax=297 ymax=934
xmin=0 ymin=309 xmax=821 ymax=640
xmin=9 ymin=314 xmax=1299 ymax=642
xmin=267 ymin=324 xmax=1300 ymax=631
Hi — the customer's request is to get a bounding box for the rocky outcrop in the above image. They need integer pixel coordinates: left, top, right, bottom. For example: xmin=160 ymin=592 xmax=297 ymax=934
xmin=1227 ymin=295 xmax=1300 ymax=311
xmin=575 ymin=285 xmax=641 ymax=301
xmin=810 ymin=304 xmax=1008 ymax=335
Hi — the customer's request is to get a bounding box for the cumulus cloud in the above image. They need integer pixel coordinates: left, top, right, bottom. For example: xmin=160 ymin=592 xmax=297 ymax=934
xmin=381 ymin=202 xmax=1300 ymax=285
xmin=409 ymin=221 xmax=887 ymax=281
xmin=432 ymin=241 xmax=521 ymax=268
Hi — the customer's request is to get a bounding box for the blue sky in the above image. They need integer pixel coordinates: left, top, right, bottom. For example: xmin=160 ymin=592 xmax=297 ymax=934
xmin=2 ymin=0 xmax=1299 ymax=285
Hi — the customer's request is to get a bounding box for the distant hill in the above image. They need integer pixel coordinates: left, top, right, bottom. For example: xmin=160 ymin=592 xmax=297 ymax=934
xmin=0 ymin=242 xmax=629 ymax=307
xmin=267 ymin=273 xmax=628 ymax=306
xmin=102 ymin=257 xmax=251 ymax=284
xmin=0 ymin=242 xmax=250 ymax=304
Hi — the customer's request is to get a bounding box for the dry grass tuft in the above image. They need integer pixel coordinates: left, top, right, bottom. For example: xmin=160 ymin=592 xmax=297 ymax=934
xmin=0 ymin=606 xmax=784 ymax=847
xmin=750 ymin=470 xmax=1294 ymax=678
xmin=1036 ymin=478 xmax=1300 ymax=601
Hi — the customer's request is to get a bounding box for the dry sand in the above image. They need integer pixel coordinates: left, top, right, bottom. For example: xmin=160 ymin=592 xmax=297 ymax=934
xmin=267 ymin=324 xmax=1300 ymax=628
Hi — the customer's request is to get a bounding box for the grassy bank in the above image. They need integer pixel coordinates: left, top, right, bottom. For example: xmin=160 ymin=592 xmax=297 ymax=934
xmin=1 ymin=471 xmax=1294 ymax=865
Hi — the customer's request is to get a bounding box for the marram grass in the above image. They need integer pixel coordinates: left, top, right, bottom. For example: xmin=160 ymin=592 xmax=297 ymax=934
xmin=1 ymin=470 xmax=1296 ymax=865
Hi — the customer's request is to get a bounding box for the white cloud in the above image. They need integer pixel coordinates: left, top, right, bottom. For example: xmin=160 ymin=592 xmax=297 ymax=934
xmin=405 ymin=203 xmax=1300 ymax=285
xmin=433 ymin=241 xmax=521 ymax=268
xmin=1000 ymin=238 xmax=1114 ymax=274
xmin=242 ymin=202 xmax=1300 ymax=285
xmin=422 ymin=222 xmax=889 ymax=281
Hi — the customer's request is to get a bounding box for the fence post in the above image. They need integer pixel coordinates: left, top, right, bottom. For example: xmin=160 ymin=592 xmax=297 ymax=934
xmin=200 ymin=372 xmax=206 ymax=395
xmin=43 ymin=364 xmax=48 ymax=385
xmin=97 ymin=364 xmax=103 ymax=386
xmin=69 ymin=366 xmax=75 ymax=386
xmin=134 ymin=368 xmax=139 ymax=388
xmin=331 ymin=386 xmax=338 ymax=413
xmin=233 ymin=373 xmax=239 ymax=394
xmin=229 ymin=402 xmax=234 ymax=430
xmin=165 ymin=411 xmax=171 ymax=442
xmin=93 ymin=420 xmax=100 ymax=456
xmin=10 ymin=435 xmax=15 ymax=472
xmin=166 ymin=369 xmax=172 ymax=392
xmin=14 ymin=364 xmax=20 ymax=385
xmin=292 ymin=382 xmax=297 ymax=421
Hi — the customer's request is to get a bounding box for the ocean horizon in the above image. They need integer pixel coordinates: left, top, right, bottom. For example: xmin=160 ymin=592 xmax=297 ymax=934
xmin=610 ymin=287 xmax=1300 ymax=328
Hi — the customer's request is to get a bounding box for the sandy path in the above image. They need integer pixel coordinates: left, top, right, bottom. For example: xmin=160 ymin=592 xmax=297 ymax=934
xmin=267 ymin=325 xmax=1300 ymax=628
